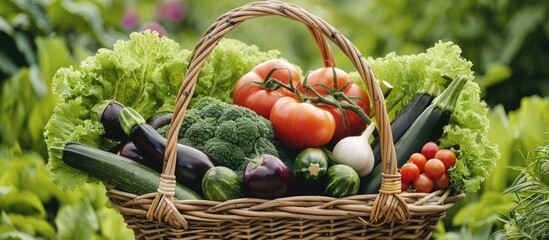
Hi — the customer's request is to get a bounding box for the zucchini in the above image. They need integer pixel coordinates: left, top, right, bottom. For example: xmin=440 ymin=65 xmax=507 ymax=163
xmin=370 ymin=93 xmax=434 ymax=166
xmin=360 ymin=76 xmax=468 ymax=194
xmin=202 ymin=166 xmax=243 ymax=201
xmin=62 ymin=143 xmax=202 ymax=200
xmin=325 ymin=164 xmax=360 ymax=198
xmin=293 ymin=148 xmax=329 ymax=182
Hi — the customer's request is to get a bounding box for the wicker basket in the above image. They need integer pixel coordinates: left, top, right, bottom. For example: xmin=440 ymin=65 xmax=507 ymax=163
xmin=106 ymin=1 xmax=465 ymax=239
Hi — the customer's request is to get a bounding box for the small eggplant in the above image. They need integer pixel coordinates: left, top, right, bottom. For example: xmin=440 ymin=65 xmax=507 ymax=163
xmin=243 ymin=154 xmax=293 ymax=199
xmin=92 ymin=100 xmax=129 ymax=142
xmin=117 ymin=141 xmax=162 ymax=173
xmin=130 ymin=123 xmax=215 ymax=194
xmin=147 ymin=112 xmax=173 ymax=129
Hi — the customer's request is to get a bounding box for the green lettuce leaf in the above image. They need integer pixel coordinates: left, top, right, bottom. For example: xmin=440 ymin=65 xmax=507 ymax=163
xmin=354 ymin=41 xmax=474 ymax=119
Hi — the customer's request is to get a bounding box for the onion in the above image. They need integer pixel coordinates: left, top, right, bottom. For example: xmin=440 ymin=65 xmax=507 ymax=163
xmin=332 ymin=123 xmax=376 ymax=177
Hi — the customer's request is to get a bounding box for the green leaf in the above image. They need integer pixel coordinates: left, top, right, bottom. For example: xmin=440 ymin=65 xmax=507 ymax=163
xmin=453 ymin=191 xmax=515 ymax=232
xmin=2 ymin=213 xmax=56 ymax=240
xmin=0 ymin=190 xmax=46 ymax=218
xmin=10 ymin=0 xmax=52 ymax=34
xmin=96 ymin=208 xmax=133 ymax=240
xmin=55 ymin=199 xmax=99 ymax=240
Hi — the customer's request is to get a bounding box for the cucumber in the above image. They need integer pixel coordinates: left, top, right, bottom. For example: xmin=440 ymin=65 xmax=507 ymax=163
xmin=62 ymin=143 xmax=202 ymax=200
xmin=202 ymin=166 xmax=243 ymax=201
xmin=293 ymin=148 xmax=329 ymax=182
xmin=359 ymin=76 xmax=468 ymax=194
xmin=370 ymin=93 xmax=434 ymax=166
xmin=325 ymin=165 xmax=360 ymax=198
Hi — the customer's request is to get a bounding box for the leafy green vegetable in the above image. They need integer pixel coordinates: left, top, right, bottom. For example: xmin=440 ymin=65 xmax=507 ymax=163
xmin=440 ymin=80 xmax=499 ymax=192
xmin=158 ymin=97 xmax=280 ymax=171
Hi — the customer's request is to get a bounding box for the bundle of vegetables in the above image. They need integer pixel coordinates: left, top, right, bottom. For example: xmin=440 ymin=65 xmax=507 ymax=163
xmin=43 ymin=30 xmax=497 ymax=203
xmin=43 ymin=31 xmax=281 ymax=191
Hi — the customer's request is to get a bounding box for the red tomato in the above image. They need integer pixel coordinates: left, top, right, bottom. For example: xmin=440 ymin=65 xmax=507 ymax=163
xmin=435 ymin=149 xmax=457 ymax=169
xmin=400 ymin=163 xmax=420 ymax=182
xmin=433 ymin=173 xmax=450 ymax=190
xmin=299 ymin=67 xmax=371 ymax=144
xmin=424 ymin=158 xmax=446 ymax=180
xmin=408 ymin=153 xmax=427 ymax=173
xmin=421 ymin=142 xmax=439 ymax=160
xmin=413 ymin=174 xmax=434 ymax=193
xmin=233 ymin=59 xmax=300 ymax=119
xmin=269 ymin=97 xmax=336 ymax=150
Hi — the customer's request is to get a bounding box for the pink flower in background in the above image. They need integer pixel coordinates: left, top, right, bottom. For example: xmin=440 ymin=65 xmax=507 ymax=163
xmin=140 ymin=22 xmax=167 ymax=37
xmin=122 ymin=7 xmax=139 ymax=29
xmin=155 ymin=0 xmax=187 ymax=22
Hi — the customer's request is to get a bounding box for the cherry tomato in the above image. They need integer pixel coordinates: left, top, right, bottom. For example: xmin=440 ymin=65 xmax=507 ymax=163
xmin=435 ymin=149 xmax=457 ymax=169
xmin=299 ymin=67 xmax=371 ymax=144
xmin=269 ymin=97 xmax=336 ymax=150
xmin=421 ymin=142 xmax=439 ymax=160
xmin=408 ymin=153 xmax=427 ymax=173
xmin=233 ymin=59 xmax=300 ymax=119
xmin=433 ymin=173 xmax=450 ymax=190
xmin=424 ymin=158 xmax=446 ymax=180
xmin=400 ymin=163 xmax=420 ymax=182
xmin=413 ymin=174 xmax=434 ymax=193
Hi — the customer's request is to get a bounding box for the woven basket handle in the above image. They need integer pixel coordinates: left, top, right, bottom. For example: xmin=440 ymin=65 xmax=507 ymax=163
xmin=149 ymin=0 xmax=409 ymax=228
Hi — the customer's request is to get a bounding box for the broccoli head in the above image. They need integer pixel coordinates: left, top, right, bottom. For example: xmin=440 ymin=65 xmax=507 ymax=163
xmin=161 ymin=96 xmax=282 ymax=170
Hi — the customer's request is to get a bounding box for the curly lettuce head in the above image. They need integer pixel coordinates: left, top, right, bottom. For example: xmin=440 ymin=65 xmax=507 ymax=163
xmin=44 ymin=31 xmax=281 ymax=189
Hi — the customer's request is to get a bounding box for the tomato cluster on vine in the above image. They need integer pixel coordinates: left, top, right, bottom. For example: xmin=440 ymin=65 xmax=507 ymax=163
xmin=400 ymin=142 xmax=457 ymax=193
xmin=232 ymin=59 xmax=371 ymax=150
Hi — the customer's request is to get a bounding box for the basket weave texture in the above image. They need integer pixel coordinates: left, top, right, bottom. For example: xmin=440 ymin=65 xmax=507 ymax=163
xmin=106 ymin=1 xmax=465 ymax=239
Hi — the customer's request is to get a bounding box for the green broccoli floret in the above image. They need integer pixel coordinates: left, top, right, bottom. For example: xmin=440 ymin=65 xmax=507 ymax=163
xmin=165 ymin=96 xmax=283 ymax=170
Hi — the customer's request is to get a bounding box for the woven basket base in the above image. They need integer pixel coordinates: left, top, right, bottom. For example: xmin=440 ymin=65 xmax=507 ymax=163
xmin=108 ymin=189 xmax=464 ymax=240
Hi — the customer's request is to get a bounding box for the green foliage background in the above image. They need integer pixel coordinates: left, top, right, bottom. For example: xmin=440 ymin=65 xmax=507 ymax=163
xmin=0 ymin=0 xmax=548 ymax=239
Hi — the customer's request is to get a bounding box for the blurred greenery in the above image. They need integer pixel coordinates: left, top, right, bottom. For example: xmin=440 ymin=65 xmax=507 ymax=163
xmin=1 ymin=0 xmax=548 ymax=239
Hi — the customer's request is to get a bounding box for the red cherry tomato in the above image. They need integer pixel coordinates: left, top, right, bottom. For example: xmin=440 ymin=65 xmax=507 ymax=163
xmin=299 ymin=67 xmax=371 ymax=144
xmin=433 ymin=173 xmax=450 ymax=190
xmin=233 ymin=59 xmax=300 ymax=119
xmin=435 ymin=149 xmax=457 ymax=169
xmin=413 ymin=174 xmax=434 ymax=193
xmin=424 ymin=158 xmax=446 ymax=180
xmin=409 ymin=153 xmax=427 ymax=173
xmin=269 ymin=97 xmax=336 ymax=150
xmin=421 ymin=142 xmax=439 ymax=160
xmin=400 ymin=163 xmax=420 ymax=182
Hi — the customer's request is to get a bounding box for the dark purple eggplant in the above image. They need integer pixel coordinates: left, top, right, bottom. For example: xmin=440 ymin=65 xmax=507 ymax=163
xmin=93 ymin=100 xmax=129 ymax=142
xmin=117 ymin=141 xmax=162 ymax=173
xmin=242 ymin=154 xmax=293 ymax=199
xmin=147 ymin=112 xmax=173 ymax=129
xmin=130 ymin=123 xmax=216 ymax=194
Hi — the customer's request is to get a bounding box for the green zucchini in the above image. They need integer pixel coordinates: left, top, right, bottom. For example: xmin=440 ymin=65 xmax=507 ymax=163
xmin=202 ymin=166 xmax=243 ymax=201
xmin=62 ymin=142 xmax=201 ymax=200
xmin=293 ymin=148 xmax=329 ymax=182
xmin=325 ymin=164 xmax=360 ymax=198
xmin=359 ymin=76 xmax=468 ymax=194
